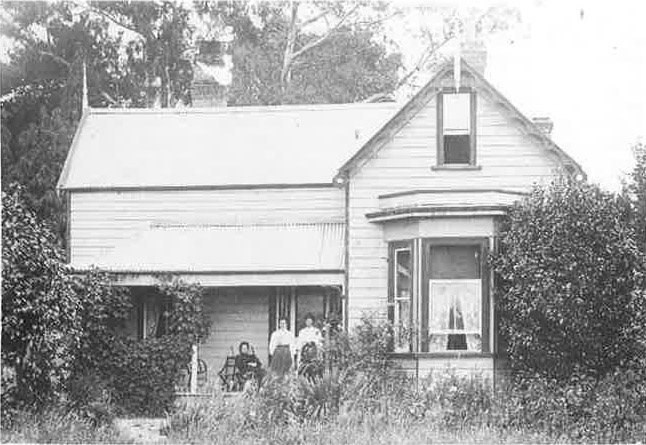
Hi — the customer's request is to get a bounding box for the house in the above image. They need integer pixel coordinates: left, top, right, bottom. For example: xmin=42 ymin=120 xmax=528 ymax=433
xmin=57 ymin=45 xmax=584 ymax=392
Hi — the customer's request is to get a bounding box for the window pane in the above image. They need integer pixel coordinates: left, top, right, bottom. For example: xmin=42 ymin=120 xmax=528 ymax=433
xmin=428 ymin=280 xmax=481 ymax=352
xmin=393 ymin=248 xmax=412 ymax=352
xmin=429 ymin=245 xmax=480 ymax=279
xmin=396 ymin=249 xmax=412 ymax=299
xmin=444 ymin=135 xmax=471 ymax=164
xmin=443 ymin=93 xmax=470 ymax=133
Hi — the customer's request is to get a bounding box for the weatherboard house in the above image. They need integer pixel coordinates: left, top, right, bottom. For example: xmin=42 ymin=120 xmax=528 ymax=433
xmin=57 ymin=50 xmax=583 ymax=392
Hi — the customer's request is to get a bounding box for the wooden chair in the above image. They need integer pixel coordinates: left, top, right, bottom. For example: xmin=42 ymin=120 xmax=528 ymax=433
xmin=218 ymin=351 xmax=242 ymax=392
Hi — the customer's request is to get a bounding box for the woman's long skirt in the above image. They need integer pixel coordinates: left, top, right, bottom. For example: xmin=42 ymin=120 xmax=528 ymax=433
xmin=270 ymin=345 xmax=292 ymax=376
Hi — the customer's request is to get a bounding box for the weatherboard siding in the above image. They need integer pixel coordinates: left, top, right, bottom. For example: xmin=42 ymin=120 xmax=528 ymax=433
xmin=69 ymin=187 xmax=344 ymax=268
xmin=346 ymin=92 xmax=562 ymax=325
xmin=200 ymin=288 xmax=270 ymax=384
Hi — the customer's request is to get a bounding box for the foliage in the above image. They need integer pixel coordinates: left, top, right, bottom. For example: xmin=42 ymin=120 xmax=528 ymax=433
xmin=623 ymin=141 xmax=646 ymax=253
xmin=0 ymin=405 xmax=127 ymax=444
xmin=491 ymin=178 xmax=646 ymax=380
xmin=72 ymin=269 xmax=133 ymax=375
xmin=227 ymin=17 xmax=402 ymax=105
xmin=1 ymin=184 xmax=81 ymax=408
xmin=493 ymin=368 xmax=646 ymax=443
xmin=101 ymin=278 xmax=211 ymax=416
xmin=158 ymin=277 xmax=211 ymax=344
xmin=165 ymin=332 xmax=646 ymax=444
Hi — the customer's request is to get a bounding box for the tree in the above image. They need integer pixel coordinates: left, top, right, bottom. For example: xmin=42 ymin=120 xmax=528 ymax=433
xmin=1 ymin=185 xmax=82 ymax=407
xmin=492 ymin=179 xmax=646 ymax=381
xmin=0 ymin=1 xmax=196 ymax=240
xmin=623 ymin=141 xmax=646 ymax=252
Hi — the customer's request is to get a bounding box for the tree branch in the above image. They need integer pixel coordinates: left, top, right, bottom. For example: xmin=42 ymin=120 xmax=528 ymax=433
xmin=85 ymin=5 xmax=145 ymax=40
xmin=297 ymin=8 xmax=331 ymax=30
xmin=290 ymin=4 xmax=360 ymax=61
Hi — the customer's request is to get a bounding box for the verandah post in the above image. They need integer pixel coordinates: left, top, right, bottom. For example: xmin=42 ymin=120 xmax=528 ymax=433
xmin=190 ymin=344 xmax=198 ymax=394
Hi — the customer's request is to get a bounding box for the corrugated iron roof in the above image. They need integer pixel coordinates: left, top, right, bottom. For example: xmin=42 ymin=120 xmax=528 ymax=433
xmin=58 ymin=103 xmax=398 ymax=189
xmin=80 ymin=222 xmax=345 ymax=273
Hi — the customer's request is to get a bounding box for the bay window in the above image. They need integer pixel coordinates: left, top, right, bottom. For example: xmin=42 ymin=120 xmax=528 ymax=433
xmin=388 ymin=238 xmax=490 ymax=355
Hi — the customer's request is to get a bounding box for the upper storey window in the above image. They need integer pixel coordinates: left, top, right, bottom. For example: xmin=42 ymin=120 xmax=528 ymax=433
xmin=437 ymin=91 xmax=477 ymax=166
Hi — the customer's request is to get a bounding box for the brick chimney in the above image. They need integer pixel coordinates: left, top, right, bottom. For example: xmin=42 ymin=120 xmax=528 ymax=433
xmin=190 ymin=27 xmax=233 ymax=108
xmin=461 ymin=40 xmax=487 ymax=75
xmin=532 ymin=117 xmax=554 ymax=136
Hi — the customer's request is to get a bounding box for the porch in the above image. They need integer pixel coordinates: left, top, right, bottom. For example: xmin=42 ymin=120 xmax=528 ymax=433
xmin=127 ymin=284 xmax=343 ymax=395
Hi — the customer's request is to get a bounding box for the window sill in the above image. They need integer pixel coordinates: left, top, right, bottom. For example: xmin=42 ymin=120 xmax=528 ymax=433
xmin=389 ymin=352 xmax=494 ymax=359
xmin=431 ymin=165 xmax=482 ymax=171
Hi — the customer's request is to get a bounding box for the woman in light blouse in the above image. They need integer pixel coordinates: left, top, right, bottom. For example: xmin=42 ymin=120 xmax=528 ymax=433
xmin=268 ymin=318 xmax=295 ymax=376
xmin=296 ymin=313 xmax=322 ymax=365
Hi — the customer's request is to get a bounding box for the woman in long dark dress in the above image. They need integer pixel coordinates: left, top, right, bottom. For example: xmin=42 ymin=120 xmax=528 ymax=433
xmin=268 ymin=318 xmax=295 ymax=376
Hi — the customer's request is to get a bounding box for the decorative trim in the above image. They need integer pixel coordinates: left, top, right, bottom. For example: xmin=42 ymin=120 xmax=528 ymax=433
xmin=436 ymin=90 xmax=444 ymax=165
xmin=343 ymin=181 xmax=350 ymax=330
xmin=62 ymin=183 xmax=336 ymax=193
xmin=71 ymin=268 xmax=345 ymax=275
xmin=65 ymin=192 xmax=71 ymax=264
xmin=389 ymin=352 xmax=495 ymax=359
xmin=56 ymin=112 xmax=89 ymax=190
xmin=366 ymin=205 xmax=509 ymax=223
xmin=379 ymin=188 xmax=527 ymax=200
xmin=430 ymin=165 xmax=482 ymax=171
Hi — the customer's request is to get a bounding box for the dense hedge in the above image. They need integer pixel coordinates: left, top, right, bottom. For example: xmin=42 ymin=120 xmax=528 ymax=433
xmin=492 ymin=179 xmax=646 ymax=380
xmin=2 ymin=185 xmax=81 ymax=408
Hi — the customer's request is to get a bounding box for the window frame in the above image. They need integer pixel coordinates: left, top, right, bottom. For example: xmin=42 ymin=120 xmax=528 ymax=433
xmin=388 ymin=240 xmax=415 ymax=353
xmin=420 ymin=237 xmax=490 ymax=354
xmin=436 ymin=88 xmax=478 ymax=167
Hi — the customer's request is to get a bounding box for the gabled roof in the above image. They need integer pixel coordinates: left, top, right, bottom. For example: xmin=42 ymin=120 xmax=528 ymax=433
xmin=57 ymin=103 xmax=397 ymax=190
xmin=58 ymin=57 xmax=584 ymax=191
xmin=335 ymin=58 xmax=585 ymax=180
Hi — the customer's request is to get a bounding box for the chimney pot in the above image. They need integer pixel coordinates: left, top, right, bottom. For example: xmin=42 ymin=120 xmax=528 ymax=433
xmin=190 ymin=37 xmax=232 ymax=107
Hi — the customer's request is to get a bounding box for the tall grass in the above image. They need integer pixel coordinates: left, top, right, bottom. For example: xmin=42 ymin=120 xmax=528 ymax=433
xmin=1 ymin=406 xmax=129 ymax=444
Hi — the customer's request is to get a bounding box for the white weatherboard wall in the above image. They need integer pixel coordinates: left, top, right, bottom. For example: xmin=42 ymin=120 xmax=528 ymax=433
xmin=346 ymin=89 xmax=563 ymax=325
xmin=200 ymin=288 xmax=270 ymax=382
xmin=69 ymin=187 xmax=344 ymax=269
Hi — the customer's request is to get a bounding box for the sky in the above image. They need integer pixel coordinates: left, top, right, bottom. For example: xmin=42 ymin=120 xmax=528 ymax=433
xmin=481 ymin=0 xmax=645 ymax=191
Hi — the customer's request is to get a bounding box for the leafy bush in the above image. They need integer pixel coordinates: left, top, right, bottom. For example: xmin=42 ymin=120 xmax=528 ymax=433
xmin=109 ymin=336 xmax=192 ymax=416
xmin=493 ymin=368 xmax=646 ymax=443
xmin=1 ymin=185 xmax=81 ymax=408
xmin=492 ymin=179 xmax=646 ymax=380
xmin=103 ymin=278 xmax=211 ymax=416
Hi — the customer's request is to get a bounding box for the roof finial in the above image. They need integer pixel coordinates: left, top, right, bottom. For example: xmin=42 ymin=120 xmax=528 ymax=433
xmin=82 ymin=60 xmax=89 ymax=111
xmin=453 ymin=15 xmax=463 ymax=92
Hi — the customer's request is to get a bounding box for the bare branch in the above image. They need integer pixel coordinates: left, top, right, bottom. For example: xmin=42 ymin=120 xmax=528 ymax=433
xmin=290 ymin=4 xmax=360 ymax=61
xmin=100 ymin=90 xmax=117 ymax=105
xmin=84 ymin=5 xmax=145 ymax=39
xmin=297 ymin=8 xmax=331 ymax=30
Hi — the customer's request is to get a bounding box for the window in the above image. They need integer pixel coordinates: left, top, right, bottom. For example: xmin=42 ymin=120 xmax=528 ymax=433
xmin=421 ymin=239 xmax=489 ymax=353
xmin=437 ymin=91 xmax=476 ymax=166
xmin=136 ymin=298 xmax=170 ymax=339
xmin=388 ymin=242 xmax=413 ymax=352
xmin=387 ymin=238 xmax=490 ymax=355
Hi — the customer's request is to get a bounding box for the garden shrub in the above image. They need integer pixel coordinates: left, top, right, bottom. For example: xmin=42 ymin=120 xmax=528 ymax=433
xmin=492 ymin=178 xmax=646 ymax=380
xmin=1 ymin=184 xmax=81 ymax=409
xmin=102 ymin=278 xmax=211 ymax=416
